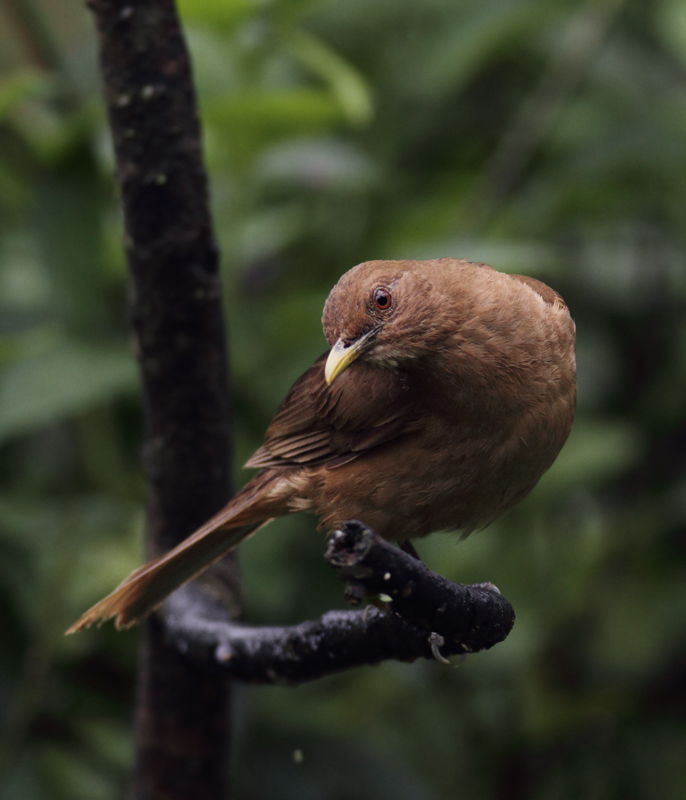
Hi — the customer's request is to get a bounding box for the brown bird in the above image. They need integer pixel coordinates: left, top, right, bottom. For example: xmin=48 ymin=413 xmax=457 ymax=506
xmin=67 ymin=258 xmax=576 ymax=633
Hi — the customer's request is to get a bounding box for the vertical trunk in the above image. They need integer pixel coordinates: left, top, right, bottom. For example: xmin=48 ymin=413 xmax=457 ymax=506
xmin=88 ymin=1 xmax=235 ymax=797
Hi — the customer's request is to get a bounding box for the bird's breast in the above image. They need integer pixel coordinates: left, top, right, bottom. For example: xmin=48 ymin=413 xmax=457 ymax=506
xmin=310 ymin=358 xmax=574 ymax=540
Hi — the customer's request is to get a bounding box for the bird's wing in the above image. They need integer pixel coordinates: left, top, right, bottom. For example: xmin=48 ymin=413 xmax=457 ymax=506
xmin=509 ymin=273 xmax=568 ymax=310
xmin=245 ymin=353 xmax=419 ymax=469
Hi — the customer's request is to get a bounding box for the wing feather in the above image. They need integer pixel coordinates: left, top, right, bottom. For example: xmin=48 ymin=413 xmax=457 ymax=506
xmin=243 ymin=353 xmax=420 ymax=470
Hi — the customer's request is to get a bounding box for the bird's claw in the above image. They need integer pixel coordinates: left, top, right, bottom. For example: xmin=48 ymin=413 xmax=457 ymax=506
xmin=429 ymin=632 xmax=451 ymax=664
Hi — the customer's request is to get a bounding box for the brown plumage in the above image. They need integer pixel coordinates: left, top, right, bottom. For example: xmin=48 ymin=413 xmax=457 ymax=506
xmin=67 ymin=258 xmax=576 ymax=633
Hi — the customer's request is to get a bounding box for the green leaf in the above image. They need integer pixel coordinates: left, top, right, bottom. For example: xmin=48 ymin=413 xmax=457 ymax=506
xmin=286 ymin=30 xmax=373 ymax=126
xmin=410 ymin=0 xmax=558 ymax=100
xmin=0 ymin=343 xmax=137 ymax=442
xmin=396 ymin=237 xmax=562 ymax=276
xmin=177 ymin=0 xmax=257 ymax=29
xmin=656 ymin=0 xmax=686 ymax=66
xmin=0 ymin=70 xmax=48 ymax=121
xmin=39 ymin=746 xmax=118 ymax=800
xmin=205 ymin=89 xmax=343 ymax=164
xmin=536 ymin=417 xmax=644 ymax=494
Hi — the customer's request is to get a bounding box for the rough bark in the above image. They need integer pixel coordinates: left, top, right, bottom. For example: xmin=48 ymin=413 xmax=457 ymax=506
xmin=88 ymin=1 xmax=235 ymax=797
xmin=161 ymin=522 xmax=515 ymax=685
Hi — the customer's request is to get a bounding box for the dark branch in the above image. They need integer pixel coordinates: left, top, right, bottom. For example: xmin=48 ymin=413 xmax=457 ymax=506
xmin=325 ymin=521 xmax=514 ymax=650
xmin=162 ymin=521 xmax=515 ymax=685
xmin=89 ymin=1 xmax=235 ymax=798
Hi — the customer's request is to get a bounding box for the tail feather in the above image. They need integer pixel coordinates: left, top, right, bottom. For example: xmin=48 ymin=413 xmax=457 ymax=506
xmin=67 ymin=472 xmax=284 ymax=633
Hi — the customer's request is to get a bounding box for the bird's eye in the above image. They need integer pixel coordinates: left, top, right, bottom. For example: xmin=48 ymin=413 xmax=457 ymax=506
xmin=373 ymin=287 xmax=392 ymax=311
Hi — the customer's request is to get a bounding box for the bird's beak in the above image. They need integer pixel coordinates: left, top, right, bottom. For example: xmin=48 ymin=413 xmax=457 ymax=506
xmin=325 ymin=333 xmax=374 ymax=385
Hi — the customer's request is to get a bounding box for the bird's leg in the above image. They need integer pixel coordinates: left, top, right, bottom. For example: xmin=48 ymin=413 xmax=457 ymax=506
xmin=400 ymin=539 xmax=423 ymax=562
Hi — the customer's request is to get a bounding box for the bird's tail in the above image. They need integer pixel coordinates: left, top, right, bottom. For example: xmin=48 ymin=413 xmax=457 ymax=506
xmin=66 ymin=472 xmax=283 ymax=633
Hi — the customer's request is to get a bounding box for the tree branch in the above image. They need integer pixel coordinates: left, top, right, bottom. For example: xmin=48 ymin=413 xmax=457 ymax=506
xmin=88 ymin=1 xmax=236 ymax=798
xmin=161 ymin=522 xmax=515 ymax=685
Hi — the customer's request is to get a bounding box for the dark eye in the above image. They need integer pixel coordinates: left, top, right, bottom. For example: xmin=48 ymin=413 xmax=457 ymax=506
xmin=373 ymin=287 xmax=392 ymax=311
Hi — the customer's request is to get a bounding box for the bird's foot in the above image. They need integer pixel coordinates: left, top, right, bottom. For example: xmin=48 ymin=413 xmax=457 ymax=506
xmin=428 ymin=632 xmax=467 ymax=667
xmin=428 ymin=632 xmax=451 ymax=664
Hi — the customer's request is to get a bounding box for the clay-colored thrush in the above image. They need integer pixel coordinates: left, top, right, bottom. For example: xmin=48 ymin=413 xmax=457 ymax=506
xmin=67 ymin=258 xmax=576 ymax=633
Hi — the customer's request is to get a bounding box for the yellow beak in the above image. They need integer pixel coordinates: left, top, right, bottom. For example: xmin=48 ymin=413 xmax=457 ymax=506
xmin=325 ymin=335 xmax=371 ymax=385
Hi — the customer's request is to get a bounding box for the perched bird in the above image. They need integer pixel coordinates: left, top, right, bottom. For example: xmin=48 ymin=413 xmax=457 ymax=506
xmin=67 ymin=258 xmax=576 ymax=633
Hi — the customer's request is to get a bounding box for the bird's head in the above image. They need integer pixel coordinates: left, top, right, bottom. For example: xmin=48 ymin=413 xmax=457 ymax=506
xmin=321 ymin=259 xmax=458 ymax=385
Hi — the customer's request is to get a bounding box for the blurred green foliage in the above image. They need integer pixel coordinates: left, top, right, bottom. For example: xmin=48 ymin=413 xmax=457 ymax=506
xmin=1 ymin=0 xmax=686 ymax=797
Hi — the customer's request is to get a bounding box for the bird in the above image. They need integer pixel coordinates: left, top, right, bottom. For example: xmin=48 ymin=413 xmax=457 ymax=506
xmin=67 ymin=258 xmax=576 ymax=633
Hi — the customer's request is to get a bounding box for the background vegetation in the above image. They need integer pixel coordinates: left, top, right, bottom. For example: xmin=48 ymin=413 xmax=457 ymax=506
xmin=1 ymin=0 xmax=685 ymax=797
